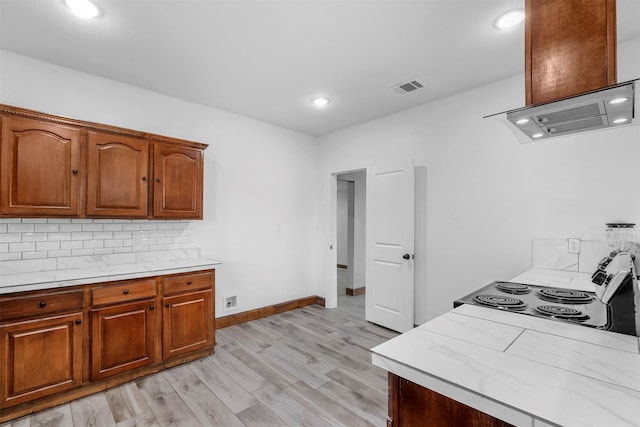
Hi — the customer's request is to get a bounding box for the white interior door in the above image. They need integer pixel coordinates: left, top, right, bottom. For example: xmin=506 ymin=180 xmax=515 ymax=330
xmin=366 ymin=159 xmax=415 ymax=332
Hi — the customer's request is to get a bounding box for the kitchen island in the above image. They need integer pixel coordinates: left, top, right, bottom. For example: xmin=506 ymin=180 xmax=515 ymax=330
xmin=371 ymin=269 xmax=640 ymax=426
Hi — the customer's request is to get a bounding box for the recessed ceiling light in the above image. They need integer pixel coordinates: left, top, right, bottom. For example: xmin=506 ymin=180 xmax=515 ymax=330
xmin=63 ymin=0 xmax=101 ymax=19
xmin=613 ymin=118 xmax=629 ymax=124
xmin=311 ymin=97 xmax=330 ymax=107
xmin=494 ymin=9 xmax=524 ymax=30
xmin=609 ymin=97 xmax=629 ymax=105
xmin=532 ymin=133 xmax=544 ymax=138
xmin=515 ymin=118 xmax=529 ymax=125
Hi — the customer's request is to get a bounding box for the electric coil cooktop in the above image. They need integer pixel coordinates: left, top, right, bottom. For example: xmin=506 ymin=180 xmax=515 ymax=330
xmin=454 ymin=281 xmax=610 ymax=330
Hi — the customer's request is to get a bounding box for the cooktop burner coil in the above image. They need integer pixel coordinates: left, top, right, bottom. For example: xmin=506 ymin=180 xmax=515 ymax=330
xmin=533 ymin=305 xmax=590 ymax=321
xmin=472 ymin=295 xmax=527 ymax=311
xmin=536 ymin=288 xmax=595 ymax=304
xmin=494 ymin=282 xmax=531 ymax=294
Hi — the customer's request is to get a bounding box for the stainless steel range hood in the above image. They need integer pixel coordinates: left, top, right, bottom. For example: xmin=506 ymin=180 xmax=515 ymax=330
xmin=485 ymin=78 xmax=638 ymax=144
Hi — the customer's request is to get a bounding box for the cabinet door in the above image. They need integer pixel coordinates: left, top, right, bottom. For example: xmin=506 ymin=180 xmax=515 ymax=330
xmin=163 ymin=289 xmax=213 ymax=359
xmin=86 ymin=132 xmax=149 ymax=217
xmin=0 ymin=116 xmax=81 ymax=216
xmin=90 ymin=300 xmax=158 ymax=380
xmin=153 ymin=143 xmax=203 ymax=219
xmin=0 ymin=312 xmax=83 ymax=408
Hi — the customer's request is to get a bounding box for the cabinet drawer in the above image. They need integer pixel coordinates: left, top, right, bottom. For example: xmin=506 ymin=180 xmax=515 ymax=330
xmin=163 ymin=272 xmax=212 ymax=296
xmin=0 ymin=290 xmax=84 ymax=322
xmin=92 ymin=279 xmax=156 ymax=306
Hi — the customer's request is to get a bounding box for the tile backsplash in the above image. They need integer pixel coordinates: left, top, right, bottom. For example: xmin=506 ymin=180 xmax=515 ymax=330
xmin=0 ymin=218 xmax=195 ymax=262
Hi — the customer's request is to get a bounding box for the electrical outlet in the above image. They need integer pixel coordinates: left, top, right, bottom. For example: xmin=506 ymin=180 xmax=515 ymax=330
xmin=224 ymin=295 xmax=237 ymax=312
xmin=568 ymin=238 xmax=581 ymax=254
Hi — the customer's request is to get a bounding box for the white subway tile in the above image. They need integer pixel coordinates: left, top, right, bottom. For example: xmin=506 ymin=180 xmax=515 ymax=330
xmin=172 ymin=223 xmax=190 ymax=230
xmin=102 ymin=224 xmax=123 ymax=232
xmin=113 ymin=219 xmax=132 ymax=224
xmin=22 ymin=251 xmax=48 ymax=260
xmin=140 ymin=223 xmax=157 ymax=231
xmin=122 ymin=224 xmax=141 ymax=231
xmin=71 ymin=248 xmax=93 ymax=256
xmin=48 ymin=249 xmax=72 ymax=258
xmin=21 ymin=218 xmax=47 ymax=223
xmin=0 ymin=253 xmax=21 ymax=261
xmin=131 ymin=219 xmax=149 ymax=223
xmin=83 ymin=240 xmax=104 ymax=249
xmin=157 ymin=223 xmax=174 ymax=230
xmin=47 ymin=219 xmax=71 ymax=223
xmin=158 ymin=237 xmax=174 ymax=244
xmin=123 ymin=239 xmax=134 ymax=247
xmin=0 ymin=224 xmax=6 ymax=233
xmin=60 ymin=224 xmax=82 ymax=232
xmin=71 ymin=219 xmax=94 ymax=224
xmin=113 ymin=247 xmax=132 ymax=254
xmin=92 ymin=219 xmax=113 ymax=224
xmin=82 ymin=224 xmax=103 ymax=232
xmin=0 ymin=218 xmax=21 ymax=223
xmin=36 ymin=241 xmax=61 ymax=251
xmin=8 ymin=224 xmax=34 ymax=233
xmin=149 ymin=244 xmax=166 ymax=251
xmin=105 ymin=239 xmax=124 ymax=248
xmin=60 ymin=240 xmax=83 ymax=250
xmin=21 ymin=233 xmax=48 ymax=242
xmin=35 ymin=224 xmax=60 ymax=233
xmin=0 ymin=243 xmax=7 ymax=252
xmin=93 ymin=248 xmax=114 ymax=255
xmin=48 ymin=232 xmax=73 ymax=241
xmin=71 ymin=232 xmax=93 ymax=241
xmin=113 ymin=232 xmax=132 ymax=239
xmin=9 ymin=242 xmax=35 ymax=252
xmin=93 ymin=232 xmax=113 ymax=240
xmin=132 ymin=245 xmax=150 ymax=252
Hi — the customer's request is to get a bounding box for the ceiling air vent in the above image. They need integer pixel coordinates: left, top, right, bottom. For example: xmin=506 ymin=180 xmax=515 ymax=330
xmin=392 ymin=80 xmax=424 ymax=94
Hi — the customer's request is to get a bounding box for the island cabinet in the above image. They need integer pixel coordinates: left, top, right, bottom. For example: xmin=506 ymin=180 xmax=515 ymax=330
xmin=0 ymin=269 xmax=216 ymax=423
xmin=0 ymin=115 xmax=82 ymax=216
xmin=0 ymin=104 xmax=207 ymax=220
xmin=89 ymin=278 xmax=159 ymax=380
xmin=387 ymin=373 xmax=513 ymax=427
xmin=0 ymin=290 xmax=84 ymax=409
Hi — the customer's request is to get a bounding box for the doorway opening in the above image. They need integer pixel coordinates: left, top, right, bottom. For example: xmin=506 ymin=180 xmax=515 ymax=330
xmin=335 ymin=170 xmax=366 ymax=319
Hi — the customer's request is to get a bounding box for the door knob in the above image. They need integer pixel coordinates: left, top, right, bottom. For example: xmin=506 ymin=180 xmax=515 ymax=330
xmin=402 ymin=253 xmax=411 ymax=260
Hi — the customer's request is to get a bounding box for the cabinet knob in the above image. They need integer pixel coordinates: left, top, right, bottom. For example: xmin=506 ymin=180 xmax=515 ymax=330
xmin=39 ymin=301 xmax=47 ymax=308
xmin=141 ymin=176 xmax=147 ymax=182
xmin=186 ymin=281 xmax=192 ymax=285
xmin=165 ymin=303 xmax=170 ymax=308
xmin=75 ymin=319 xmax=82 ymax=325
xmin=155 ymin=178 xmax=161 ymax=183
xmin=123 ymin=289 xmax=129 ymax=295
xmin=150 ymin=305 xmax=155 ymax=310
xmin=72 ymin=169 xmax=78 ymax=175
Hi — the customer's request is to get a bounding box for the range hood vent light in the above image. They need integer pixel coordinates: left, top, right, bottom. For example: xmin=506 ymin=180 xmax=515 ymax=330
xmin=485 ymin=79 xmax=638 ymax=143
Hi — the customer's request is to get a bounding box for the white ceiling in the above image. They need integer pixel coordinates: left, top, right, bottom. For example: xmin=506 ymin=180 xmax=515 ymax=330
xmin=1 ymin=0 xmax=639 ymax=136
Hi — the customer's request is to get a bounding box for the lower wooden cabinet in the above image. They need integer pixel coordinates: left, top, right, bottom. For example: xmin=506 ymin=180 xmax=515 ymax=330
xmin=0 ymin=269 xmax=215 ymax=423
xmin=0 ymin=312 xmax=83 ymax=408
xmin=388 ymin=373 xmax=513 ymax=427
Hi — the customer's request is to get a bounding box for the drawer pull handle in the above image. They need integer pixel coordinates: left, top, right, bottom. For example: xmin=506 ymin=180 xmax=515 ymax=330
xmin=39 ymin=301 xmax=47 ymax=308
xmin=75 ymin=319 xmax=82 ymax=325
xmin=186 ymin=281 xmax=192 ymax=285
xmin=123 ymin=290 xmax=129 ymax=295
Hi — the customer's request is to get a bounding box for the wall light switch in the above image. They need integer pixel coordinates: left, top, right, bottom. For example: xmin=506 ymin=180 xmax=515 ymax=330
xmin=568 ymin=238 xmax=581 ymax=254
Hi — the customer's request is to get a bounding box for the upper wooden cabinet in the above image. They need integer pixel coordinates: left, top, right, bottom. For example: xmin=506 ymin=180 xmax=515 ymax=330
xmin=153 ymin=142 xmax=203 ymax=219
xmin=525 ymin=0 xmax=616 ymax=105
xmin=0 ymin=105 xmax=207 ymax=219
xmin=0 ymin=116 xmax=82 ymax=216
xmin=87 ymin=132 xmax=149 ymax=217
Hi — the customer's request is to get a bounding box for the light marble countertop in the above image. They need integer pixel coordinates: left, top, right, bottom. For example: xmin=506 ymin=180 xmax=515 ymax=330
xmin=0 ymin=250 xmax=221 ymax=294
xmin=371 ymin=268 xmax=640 ymax=427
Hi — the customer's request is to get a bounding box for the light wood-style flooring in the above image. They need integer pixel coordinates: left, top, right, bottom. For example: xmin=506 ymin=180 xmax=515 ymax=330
xmin=1 ymin=297 xmax=397 ymax=427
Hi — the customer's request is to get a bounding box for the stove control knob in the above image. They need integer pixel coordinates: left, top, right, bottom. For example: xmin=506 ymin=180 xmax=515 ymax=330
xmin=591 ymin=270 xmax=607 ymax=285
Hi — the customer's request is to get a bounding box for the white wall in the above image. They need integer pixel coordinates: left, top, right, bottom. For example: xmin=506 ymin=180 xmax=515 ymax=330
xmin=0 ymin=50 xmax=320 ymax=318
xmin=316 ymin=38 xmax=640 ymax=324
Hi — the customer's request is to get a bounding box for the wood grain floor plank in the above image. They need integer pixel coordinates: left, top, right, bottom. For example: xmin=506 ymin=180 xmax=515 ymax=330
xmin=189 ymin=358 xmax=258 ymax=414
xmin=115 ymin=412 xmax=159 ymax=427
xmin=236 ymin=403 xmax=289 ymax=427
xmin=214 ymin=328 xmax=245 ymax=352
xmin=137 ymin=373 xmax=202 ymax=427
xmin=169 ymin=370 xmax=244 ymax=427
xmin=229 ymin=347 xmax=299 ymax=390
xmin=258 ymin=346 xmax=331 ymax=389
xmin=204 ymin=347 xmax=268 ymax=392
xmin=252 ymin=384 xmax=333 ymax=427
xmin=269 ymin=337 xmax=337 ymax=374
xmin=317 ymin=380 xmax=386 ymax=426
xmin=70 ymin=393 xmax=117 ymax=427
xmin=30 ymin=403 xmax=73 ymax=427
xmin=220 ymin=324 xmax=272 ymax=353
xmin=105 ymin=383 xmax=155 ymax=424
